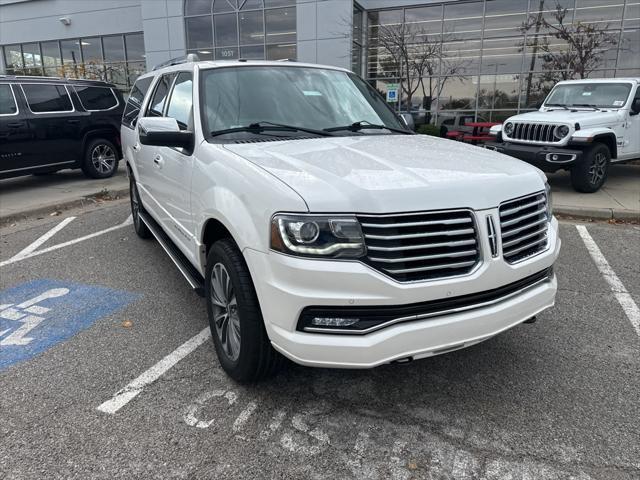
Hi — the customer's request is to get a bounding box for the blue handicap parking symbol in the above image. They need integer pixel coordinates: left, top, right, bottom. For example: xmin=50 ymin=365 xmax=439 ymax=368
xmin=0 ymin=279 xmax=139 ymax=371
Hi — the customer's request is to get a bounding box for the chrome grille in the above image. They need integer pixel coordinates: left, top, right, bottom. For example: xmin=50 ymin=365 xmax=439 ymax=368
xmin=357 ymin=210 xmax=480 ymax=282
xmin=499 ymin=192 xmax=549 ymax=263
xmin=510 ymin=123 xmax=561 ymax=143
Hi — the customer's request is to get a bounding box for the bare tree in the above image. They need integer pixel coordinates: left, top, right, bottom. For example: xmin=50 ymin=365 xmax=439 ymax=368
xmin=371 ymin=22 xmax=469 ymax=111
xmin=521 ymin=1 xmax=619 ymax=104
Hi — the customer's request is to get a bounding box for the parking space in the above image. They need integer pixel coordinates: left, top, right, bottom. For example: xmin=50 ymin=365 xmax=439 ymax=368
xmin=0 ymin=202 xmax=639 ymax=480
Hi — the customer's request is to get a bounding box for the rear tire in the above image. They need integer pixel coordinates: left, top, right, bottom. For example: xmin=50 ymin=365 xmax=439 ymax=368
xmin=570 ymin=143 xmax=610 ymax=193
xmin=81 ymin=138 xmax=118 ymax=179
xmin=129 ymin=174 xmax=152 ymax=239
xmin=205 ymin=238 xmax=283 ymax=383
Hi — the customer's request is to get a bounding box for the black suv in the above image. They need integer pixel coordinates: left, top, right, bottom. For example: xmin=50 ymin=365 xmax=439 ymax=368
xmin=0 ymin=75 xmax=125 ymax=179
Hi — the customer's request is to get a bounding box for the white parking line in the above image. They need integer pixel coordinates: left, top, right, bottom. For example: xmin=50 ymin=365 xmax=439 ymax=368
xmin=0 ymin=215 xmax=132 ymax=268
xmin=577 ymin=225 xmax=640 ymax=337
xmin=97 ymin=327 xmax=211 ymax=414
xmin=11 ymin=216 xmax=76 ymax=261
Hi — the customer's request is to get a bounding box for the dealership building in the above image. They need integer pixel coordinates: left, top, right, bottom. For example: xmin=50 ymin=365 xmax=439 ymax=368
xmin=1 ymin=0 xmax=638 ymax=121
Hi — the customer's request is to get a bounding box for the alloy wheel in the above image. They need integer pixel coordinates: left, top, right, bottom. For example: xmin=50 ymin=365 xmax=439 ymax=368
xmin=210 ymin=263 xmax=241 ymax=362
xmin=91 ymin=144 xmax=116 ymax=174
xmin=588 ymin=152 xmax=607 ymax=185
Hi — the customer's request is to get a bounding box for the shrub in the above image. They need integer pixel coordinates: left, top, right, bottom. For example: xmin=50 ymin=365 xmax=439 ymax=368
xmin=417 ymin=124 xmax=441 ymax=137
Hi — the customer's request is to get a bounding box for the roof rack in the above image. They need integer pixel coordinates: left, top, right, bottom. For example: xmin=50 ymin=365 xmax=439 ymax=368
xmin=153 ymin=53 xmax=200 ymax=71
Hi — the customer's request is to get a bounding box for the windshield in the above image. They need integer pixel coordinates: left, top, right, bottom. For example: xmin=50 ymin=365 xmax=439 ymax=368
xmin=544 ymin=83 xmax=632 ymax=109
xmin=200 ymin=66 xmax=404 ymax=138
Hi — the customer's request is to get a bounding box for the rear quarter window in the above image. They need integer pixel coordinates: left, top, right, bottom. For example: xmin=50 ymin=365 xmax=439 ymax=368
xmin=21 ymin=84 xmax=73 ymax=113
xmin=74 ymin=86 xmax=118 ymax=111
xmin=0 ymin=84 xmax=18 ymax=115
xmin=122 ymin=76 xmax=153 ymax=129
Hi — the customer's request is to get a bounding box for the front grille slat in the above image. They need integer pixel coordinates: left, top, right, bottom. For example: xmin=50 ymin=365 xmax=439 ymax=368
xmin=500 ymin=197 xmax=546 ymax=218
xmin=361 ymin=217 xmax=471 ymax=229
xmin=499 ymin=192 xmax=550 ymax=263
xmin=358 ymin=210 xmax=480 ymax=282
xmin=369 ymin=249 xmax=477 ymax=264
xmin=501 ymin=206 xmax=547 ymax=228
xmin=364 ymin=228 xmax=475 ymax=241
xmin=367 ymin=238 xmax=477 ymax=252
xmin=383 ymin=259 xmax=478 ymax=275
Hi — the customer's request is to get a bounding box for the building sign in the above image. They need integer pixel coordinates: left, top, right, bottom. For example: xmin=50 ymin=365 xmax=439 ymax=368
xmin=386 ymin=83 xmax=399 ymax=103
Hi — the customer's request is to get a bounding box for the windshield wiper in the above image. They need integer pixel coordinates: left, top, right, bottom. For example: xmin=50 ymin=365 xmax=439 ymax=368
xmin=545 ymin=103 xmax=569 ymax=110
xmin=324 ymin=121 xmax=414 ymax=135
xmin=210 ymin=121 xmax=335 ymax=138
xmin=570 ymin=103 xmax=601 ymax=111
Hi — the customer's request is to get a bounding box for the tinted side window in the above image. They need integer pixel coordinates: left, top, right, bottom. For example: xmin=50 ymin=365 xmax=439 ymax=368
xmin=147 ymin=74 xmax=176 ymax=117
xmin=0 ymin=84 xmax=18 ymax=115
xmin=166 ymin=73 xmax=193 ymax=130
xmin=122 ymin=76 xmax=153 ymax=129
xmin=21 ymin=84 xmax=73 ymax=113
xmin=75 ymin=86 xmax=118 ymax=111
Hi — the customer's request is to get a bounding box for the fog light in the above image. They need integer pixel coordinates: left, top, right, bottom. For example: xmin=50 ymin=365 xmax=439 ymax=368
xmin=552 ymin=154 xmax=559 ymax=161
xmin=311 ymin=317 xmax=359 ymax=327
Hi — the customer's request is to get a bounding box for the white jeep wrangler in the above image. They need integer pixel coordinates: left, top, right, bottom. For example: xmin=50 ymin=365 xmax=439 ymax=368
xmin=490 ymin=78 xmax=640 ymax=192
xmin=121 ymin=56 xmax=559 ymax=382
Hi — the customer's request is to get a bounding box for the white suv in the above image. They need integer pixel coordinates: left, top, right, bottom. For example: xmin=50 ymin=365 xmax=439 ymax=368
xmin=121 ymin=57 xmax=560 ymax=382
xmin=491 ymin=78 xmax=640 ymax=192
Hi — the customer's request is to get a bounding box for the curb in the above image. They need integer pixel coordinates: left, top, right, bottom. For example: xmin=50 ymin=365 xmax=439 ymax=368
xmin=0 ymin=187 xmax=130 ymax=226
xmin=553 ymin=205 xmax=640 ymax=222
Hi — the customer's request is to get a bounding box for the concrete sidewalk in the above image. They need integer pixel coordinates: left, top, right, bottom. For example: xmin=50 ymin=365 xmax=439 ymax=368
xmin=0 ymin=163 xmax=638 ymax=225
xmin=547 ymin=164 xmax=640 ymax=221
xmin=0 ymin=165 xmax=128 ymax=225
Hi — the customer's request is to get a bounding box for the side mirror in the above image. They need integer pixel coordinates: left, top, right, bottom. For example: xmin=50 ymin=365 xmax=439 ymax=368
xmin=630 ymin=98 xmax=640 ymax=116
xmin=138 ymin=117 xmax=194 ymax=150
xmin=399 ymin=113 xmax=415 ymax=131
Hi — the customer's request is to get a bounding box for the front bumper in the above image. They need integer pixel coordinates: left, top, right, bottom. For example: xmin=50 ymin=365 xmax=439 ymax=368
xmin=244 ymin=215 xmax=561 ymax=369
xmin=487 ymin=142 xmax=583 ymax=172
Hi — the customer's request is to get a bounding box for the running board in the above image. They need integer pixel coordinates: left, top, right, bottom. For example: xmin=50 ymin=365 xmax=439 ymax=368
xmin=138 ymin=211 xmax=205 ymax=296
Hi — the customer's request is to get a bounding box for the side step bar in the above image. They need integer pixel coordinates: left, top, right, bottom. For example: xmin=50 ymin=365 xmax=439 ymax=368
xmin=138 ymin=211 xmax=205 ymax=297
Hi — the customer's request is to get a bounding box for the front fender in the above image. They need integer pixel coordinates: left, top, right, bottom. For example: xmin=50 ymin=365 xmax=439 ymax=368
xmin=569 ymin=128 xmax=617 ymax=157
xmin=191 ymin=146 xmax=308 ymax=273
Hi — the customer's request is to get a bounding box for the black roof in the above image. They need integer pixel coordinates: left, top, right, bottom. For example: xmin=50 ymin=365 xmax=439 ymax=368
xmin=0 ymin=75 xmax=116 ymax=88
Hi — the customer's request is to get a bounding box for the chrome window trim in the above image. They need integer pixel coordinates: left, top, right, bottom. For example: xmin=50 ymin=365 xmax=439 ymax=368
xmin=303 ymin=271 xmax=553 ymax=335
xmin=0 ymin=83 xmax=19 ymax=117
xmin=19 ymin=83 xmax=75 ymax=115
xmin=72 ymin=85 xmax=120 ymax=112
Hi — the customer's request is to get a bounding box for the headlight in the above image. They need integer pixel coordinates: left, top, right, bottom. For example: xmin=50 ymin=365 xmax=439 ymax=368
xmin=270 ymin=214 xmax=366 ymax=258
xmin=545 ymin=182 xmax=553 ymax=220
xmin=504 ymin=122 xmax=514 ymax=135
xmin=554 ymin=125 xmax=570 ymax=139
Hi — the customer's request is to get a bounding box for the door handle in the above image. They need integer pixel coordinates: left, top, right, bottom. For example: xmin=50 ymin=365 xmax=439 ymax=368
xmin=153 ymin=154 xmax=164 ymax=168
xmin=7 ymin=122 xmax=25 ymax=128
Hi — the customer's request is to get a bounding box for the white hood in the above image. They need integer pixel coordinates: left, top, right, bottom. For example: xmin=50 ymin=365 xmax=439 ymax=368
xmin=223 ymin=135 xmax=545 ymax=213
xmin=507 ymin=109 xmax=625 ymax=129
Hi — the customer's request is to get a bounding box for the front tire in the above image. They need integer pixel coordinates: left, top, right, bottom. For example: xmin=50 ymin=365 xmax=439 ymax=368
xmin=129 ymin=175 xmax=152 ymax=239
xmin=82 ymin=138 xmax=118 ymax=179
xmin=570 ymin=143 xmax=610 ymax=193
xmin=205 ymin=239 xmax=283 ymax=383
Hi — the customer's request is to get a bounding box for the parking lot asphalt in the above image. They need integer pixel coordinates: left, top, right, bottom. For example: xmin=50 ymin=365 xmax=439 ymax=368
xmin=0 ymin=201 xmax=638 ymax=480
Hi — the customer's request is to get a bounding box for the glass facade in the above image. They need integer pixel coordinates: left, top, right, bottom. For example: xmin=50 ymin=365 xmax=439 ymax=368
xmin=364 ymin=0 xmax=640 ymax=123
xmin=2 ymin=33 xmax=145 ymax=92
xmin=184 ymin=0 xmax=297 ymax=61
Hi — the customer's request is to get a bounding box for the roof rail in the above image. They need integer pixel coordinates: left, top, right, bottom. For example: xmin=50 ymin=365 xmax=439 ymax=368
xmin=276 ymin=58 xmax=296 ymax=62
xmin=153 ymin=53 xmax=200 ymax=71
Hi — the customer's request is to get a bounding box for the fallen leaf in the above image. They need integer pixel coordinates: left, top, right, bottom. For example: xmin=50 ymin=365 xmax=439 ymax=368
xmin=122 ymin=320 xmax=133 ymax=328
xmin=407 ymin=461 xmax=418 ymax=470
